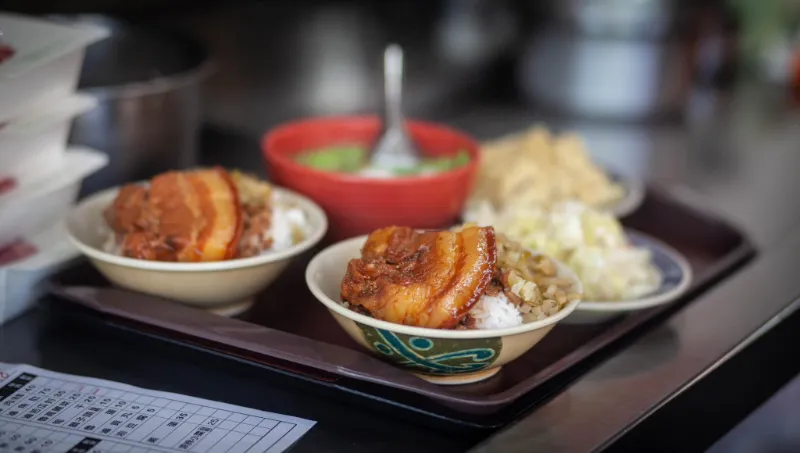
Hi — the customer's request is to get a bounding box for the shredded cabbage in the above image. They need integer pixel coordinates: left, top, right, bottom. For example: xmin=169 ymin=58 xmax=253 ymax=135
xmin=465 ymin=201 xmax=661 ymax=301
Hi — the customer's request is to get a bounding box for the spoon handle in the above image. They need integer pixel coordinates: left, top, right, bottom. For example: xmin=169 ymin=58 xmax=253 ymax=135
xmin=383 ymin=44 xmax=405 ymax=130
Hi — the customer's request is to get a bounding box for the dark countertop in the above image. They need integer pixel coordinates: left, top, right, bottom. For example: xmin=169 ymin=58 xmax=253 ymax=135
xmin=4 ymin=2 xmax=800 ymax=452
xmin=708 ymin=371 xmax=800 ymax=453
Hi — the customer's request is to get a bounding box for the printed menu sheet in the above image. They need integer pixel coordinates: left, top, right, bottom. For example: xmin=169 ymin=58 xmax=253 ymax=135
xmin=0 ymin=364 xmax=315 ymax=453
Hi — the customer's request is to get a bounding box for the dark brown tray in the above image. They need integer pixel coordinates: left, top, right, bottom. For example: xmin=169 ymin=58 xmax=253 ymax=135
xmin=46 ymin=187 xmax=756 ymax=428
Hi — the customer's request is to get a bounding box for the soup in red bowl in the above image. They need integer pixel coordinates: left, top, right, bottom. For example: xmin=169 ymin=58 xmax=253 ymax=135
xmin=262 ymin=116 xmax=480 ymax=241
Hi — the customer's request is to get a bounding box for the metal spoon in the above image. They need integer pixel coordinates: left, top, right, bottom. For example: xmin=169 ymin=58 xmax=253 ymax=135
xmin=369 ymin=44 xmax=422 ymax=170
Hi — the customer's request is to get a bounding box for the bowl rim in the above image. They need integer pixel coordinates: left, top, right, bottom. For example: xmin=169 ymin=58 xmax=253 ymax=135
xmin=66 ymin=183 xmax=328 ymax=272
xmin=576 ymin=229 xmax=693 ymax=311
xmin=305 ymin=234 xmax=583 ymax=339
xmin=262 ymin=115 xmax=481 ymax=186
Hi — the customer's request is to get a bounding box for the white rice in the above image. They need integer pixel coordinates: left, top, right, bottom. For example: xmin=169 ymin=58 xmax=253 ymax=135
xmin=469 ymin=292 xmax=523 ymax=330
xmin=102 ymin=226 xmax=121 ymax=255
xmin=268 ymin=202 xmax=309 ymax=251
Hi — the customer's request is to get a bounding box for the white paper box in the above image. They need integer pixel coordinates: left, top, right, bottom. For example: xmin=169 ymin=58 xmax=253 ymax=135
xmin=0 ymin=13 xmax=108 ymax=123
xmin=0 ymin=147 xmax=108 ymax=248
xmin=0 ymin=221 xmax=80 ymax=325
xmin=0 ymin=94 xmax=97 ymax=185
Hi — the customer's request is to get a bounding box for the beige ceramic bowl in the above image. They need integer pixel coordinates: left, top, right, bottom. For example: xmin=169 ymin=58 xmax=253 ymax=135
xmin=306 ymin=235 xmax=583 ymax=385
xmin=67 ymin=185 xmax=327 ymax=316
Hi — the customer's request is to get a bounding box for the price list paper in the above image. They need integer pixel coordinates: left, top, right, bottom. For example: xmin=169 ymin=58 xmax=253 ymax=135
xmin=0 ymin=364 xmax=315 ymax=453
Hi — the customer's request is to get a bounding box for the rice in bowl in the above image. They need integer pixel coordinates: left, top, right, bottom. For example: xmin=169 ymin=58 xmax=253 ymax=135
xmin=339 ymin=224 xmax=582 ymax=332
xmin=462 ymin=230 xmax=582 ymax=330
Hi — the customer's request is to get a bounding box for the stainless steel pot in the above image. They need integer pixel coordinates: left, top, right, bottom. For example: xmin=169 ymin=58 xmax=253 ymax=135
xmin=67 ymin=16 xmax=212 ymax=196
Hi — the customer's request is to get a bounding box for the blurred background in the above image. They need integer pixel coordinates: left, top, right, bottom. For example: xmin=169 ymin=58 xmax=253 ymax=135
xmin=3 ymin=0 xmax=800 ymax=247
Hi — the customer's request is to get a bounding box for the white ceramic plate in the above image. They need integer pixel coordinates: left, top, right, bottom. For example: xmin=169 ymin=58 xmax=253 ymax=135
xmin=566 ymin=230 xmax=693 ymax=324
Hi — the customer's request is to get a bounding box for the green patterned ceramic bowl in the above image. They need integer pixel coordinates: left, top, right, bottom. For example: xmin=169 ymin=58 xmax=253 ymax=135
xmin=305 ymin=235 xmax=582 ymax=385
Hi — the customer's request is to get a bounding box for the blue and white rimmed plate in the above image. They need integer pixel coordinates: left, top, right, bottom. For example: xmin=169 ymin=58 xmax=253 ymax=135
xmin=564 ymin=229 xmax=693 ymax=324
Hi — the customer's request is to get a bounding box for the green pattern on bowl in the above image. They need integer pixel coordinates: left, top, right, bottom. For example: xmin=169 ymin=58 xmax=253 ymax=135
xmin=358 ymin=324 xmax=502 ymax=375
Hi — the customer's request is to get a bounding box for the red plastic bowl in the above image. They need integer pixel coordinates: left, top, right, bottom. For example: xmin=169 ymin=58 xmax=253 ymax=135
xmin=262 ymin=116 xmax=480 ymax=241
